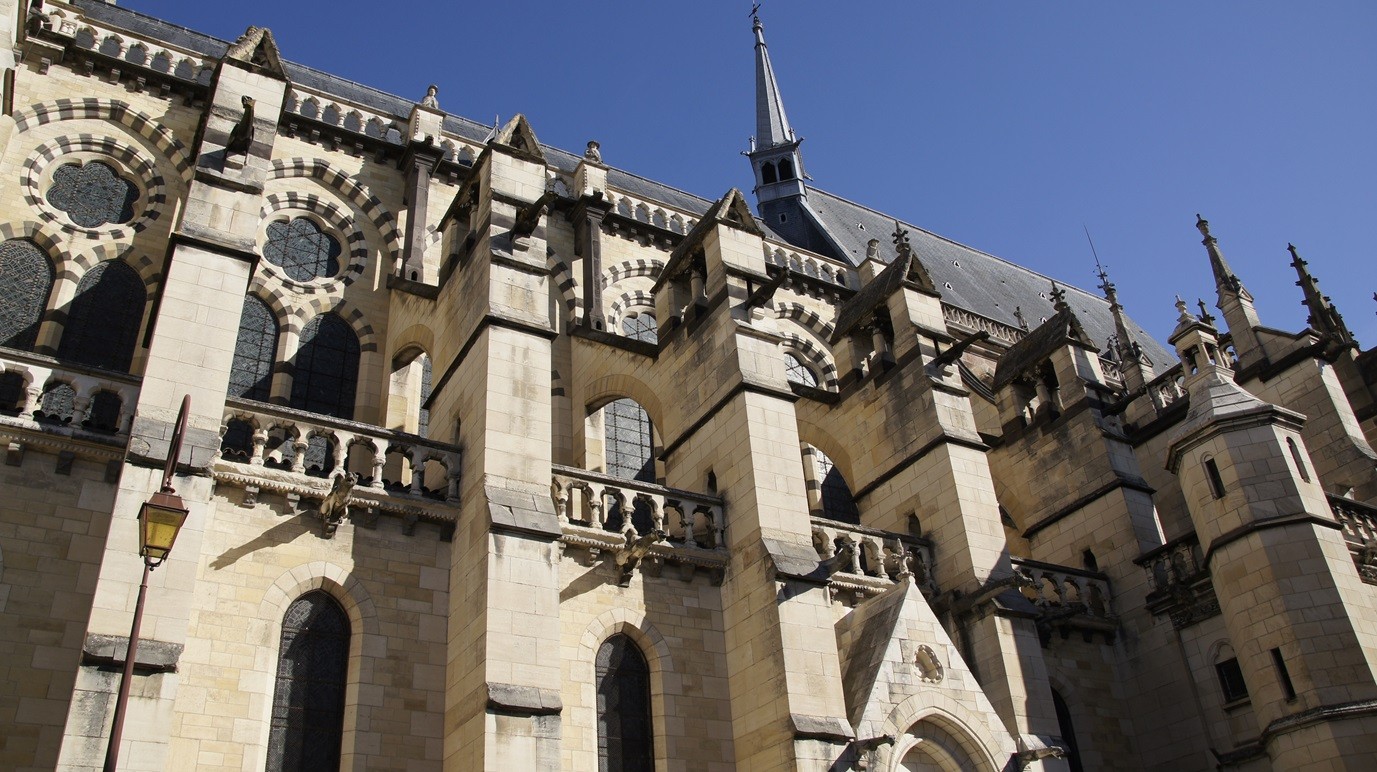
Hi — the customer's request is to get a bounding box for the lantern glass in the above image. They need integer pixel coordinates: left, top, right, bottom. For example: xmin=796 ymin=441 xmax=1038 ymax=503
xmin=139 ymin=492 xmax=188 ymax=562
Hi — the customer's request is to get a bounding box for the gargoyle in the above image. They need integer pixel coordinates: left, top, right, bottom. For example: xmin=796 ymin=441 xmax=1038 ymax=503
xmin=318 ymin=472 xmax=355 ymax=538
xmin=225 ymin=96 xmax=256 ymax=156
xmin=614 ymin=529 xmax=666 ymax=587
xmin=820 ymin=539 xmax=856 ymax=576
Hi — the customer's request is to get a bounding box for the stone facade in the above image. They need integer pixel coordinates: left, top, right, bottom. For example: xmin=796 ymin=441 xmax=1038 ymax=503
xmin=1 ymin=2 xmax=1376 ymax=771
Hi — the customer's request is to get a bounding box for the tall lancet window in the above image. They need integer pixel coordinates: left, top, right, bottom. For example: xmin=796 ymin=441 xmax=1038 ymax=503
xmin=290 ymin=313 xmax=359 ymax=419
xmin=229 ymin=295 xmax=278 ymax=401
xmin=57 ymin=260 xmax=144 ymax=372
xmin=0 ymin=239 xmax=55 ymax=351
xmin=596 ymin=634 xmax=653 ymax=772
xmin=266 ymin=591 xmax=349 ymax=772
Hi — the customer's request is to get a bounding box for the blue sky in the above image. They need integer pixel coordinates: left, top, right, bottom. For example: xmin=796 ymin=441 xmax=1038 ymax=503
xmin=124 ymin=0 xmax=1377 ymax=347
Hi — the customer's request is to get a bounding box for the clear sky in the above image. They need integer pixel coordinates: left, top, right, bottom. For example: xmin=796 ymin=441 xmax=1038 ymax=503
xmin=122 ymin=0 xmax=1377 ymax=348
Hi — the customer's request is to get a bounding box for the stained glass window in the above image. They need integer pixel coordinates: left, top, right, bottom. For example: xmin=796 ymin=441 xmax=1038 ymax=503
xmin=264 ymin=218 xmax=341 ymax=281
xmin=230 ymin=295 xmax=278 ymax=401
xmin=622 ymin=312 xmax=657 ymax=344
xmin=784 ymin=353 xmax=817 ymax=387
xmin=266 ymin=591 xmax=349 ymax=772
xmin=57 ymin=260 xmax=144 ymax=372
xmin=596 ymin=634 xmax=653 ymax=772
xmin=605 ymin=399 xmax=653 ymax=483
xmin=45 ymin=161 xmax=138 ymax=227
xmin=290 ymin=314 xmax=359 ymax=420
xmin=0 ymin=239 xmax=55 ymax=351
xmin=417 ymin=355 xmax=432 ymax=438
xmin=814 ymin=448 xmax=859 ymax=524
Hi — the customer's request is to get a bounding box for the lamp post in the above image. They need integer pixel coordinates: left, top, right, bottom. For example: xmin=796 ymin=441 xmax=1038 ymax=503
xmin=103 ymin=395 xmax=191 ymax=772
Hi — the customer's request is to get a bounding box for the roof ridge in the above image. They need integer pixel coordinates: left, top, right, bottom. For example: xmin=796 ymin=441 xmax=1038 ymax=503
xmin=804 ymin=184 xmax=1111 ymax=306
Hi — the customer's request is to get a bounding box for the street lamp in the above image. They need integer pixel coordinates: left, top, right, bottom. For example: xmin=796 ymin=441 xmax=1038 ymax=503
xmin=103 ymin=395 xmax=190 ymax=772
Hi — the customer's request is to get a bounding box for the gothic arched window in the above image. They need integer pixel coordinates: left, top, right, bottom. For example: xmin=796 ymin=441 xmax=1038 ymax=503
xmin=596 ymin=634 xmax=654 ymax=772
xmin=761 ymin=161 xmax=778 ymax=185
xmin=813 ymin=447 xmax=859 ymax=524
xmin=621 ymin=311 xmax=657 ymax=344
xmin=290 ymin=314 xmax=359 ymax=420
xmin=57 ymin=260 xmax=144 ymax=372
xmin=45 ymin=161 xmax=138 ymax=227
xmin=264 ymin=217 xmax=342 ymax=281
xmin=777 ymin=159 xmax=794 ymax=180
xmin=0 ymin=239 xmax=55 ymax=351
xmin=784 ymin=353 xmax=818 ymax=387
xmin=266 ymin=591 xmax=350 ymax=772
xmin=605 ymin=398 xmax=653 ymax=483
xmin=229 ymin=295 xmax=279 ymax=401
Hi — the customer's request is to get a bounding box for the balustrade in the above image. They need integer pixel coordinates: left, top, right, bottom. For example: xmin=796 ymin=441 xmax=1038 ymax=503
xmin=216 ymin=398 xmax=460 ymax=503
xmin=1012 ymin=557 xmax=1113 ymax=619
xmin=763 ymin=242 xmax=854 ymax=289
xmin=0 ymin=348 xmax=139 ymax=436
xmin=810 ymin=519 xmax=938 ymax=598
xmin=1329 ymin=495 xmax=1377 ymax=585
xmin=552 ymin=465 xmax=724 ymax=548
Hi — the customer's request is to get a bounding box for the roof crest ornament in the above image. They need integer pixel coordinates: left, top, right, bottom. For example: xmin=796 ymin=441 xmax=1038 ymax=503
xmin=1196 ymin=299 xmax=1217 ymax=327
xmin=1049 ymin=282 xmax=1070 ymax=314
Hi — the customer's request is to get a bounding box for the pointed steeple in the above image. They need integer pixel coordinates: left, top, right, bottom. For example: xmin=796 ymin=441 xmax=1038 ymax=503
xmin=1194 ymin=215 xmax=1265 ymax=368
xmin=1197 ymin=214 xmax=1252 ymax=302
xmin=1290 ymin=243 xmax=1355 ymax=345
xmin=753 ymin=14 xmax=794 ymax=150
xmin=1094 ymin=259 xmax=1154 ymax=390
xmin=746 ymin=12 xmax=807 ymax=205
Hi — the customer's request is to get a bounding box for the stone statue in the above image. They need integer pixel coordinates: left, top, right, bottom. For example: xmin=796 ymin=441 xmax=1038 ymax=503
xmin=318 ymin=472 xmax=355 ymax=537
xmin=420 ymin=84 xmax=440 ymax=109
xmin=225 ymin=96 xmax=256 ymax=156
xmin=584 ymin=140 xmax=602 ymax=163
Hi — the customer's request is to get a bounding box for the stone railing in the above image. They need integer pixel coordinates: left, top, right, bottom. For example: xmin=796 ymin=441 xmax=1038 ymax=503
xmin=1330 ymin=494 xmax=1377 ymax=585
xmin=215 ymin=398 xmax=460 ymax=509
xmin=552 ymin=465 xmax=724 ymax=547
xmin=1011 ymin=557 xmax=1117 ymax=643
xmin=941 ymin=304 xmax=1026 ymax=346
xmin=0 ymin=347 xmax=141 ymax=438
xmin=763 ymin=241 xmax=855 ymax=290
xmin=605 ymin=190 xmax=696 ymax=236
xmin=1145 ymin=364 xmax=1187 ymax=412
xmin=551 ymin=465 xmax=728 ymax=584
xmin=1098 ymin=355 xmax=1124 ymax=386
xmin=1138 ymin=532 xmax=1221 ymax=629
xmin=53 ymin=11 xmax=213 ymax=85
xmin=810 ymin=519 xmax=938 ymax=599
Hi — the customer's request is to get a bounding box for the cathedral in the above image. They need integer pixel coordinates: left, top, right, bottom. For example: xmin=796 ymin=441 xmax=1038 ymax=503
xmin=3 ymin=1 xmax=1377 ymax=770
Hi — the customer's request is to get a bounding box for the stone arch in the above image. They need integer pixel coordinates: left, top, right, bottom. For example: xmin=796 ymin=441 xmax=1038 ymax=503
xmin=547 ymin=249 xmax=579 ymax=323
xmin=389 ymin=323 xmax=437 ymax=364
xmin=772 ymin=301 xmax=836 ymax=341
xmin=609 ymin=290 xmax=657 ymax=326
xmin=269 ymin=158 xmax=403 ymax=263
xmin=881 ymin=696 xmax=1010 ymax=772
xmin=583 ymin=373 xmax=665 ymax=433
xmin=10 ymin=99 xmax=193 ymax=178
xmin=254 ymin=564 xmax=380 ymax=772
xmin=603 ymin=257 xmax=665 ymax=286
xmin=577 ymin=608 xmax=674 ymax=771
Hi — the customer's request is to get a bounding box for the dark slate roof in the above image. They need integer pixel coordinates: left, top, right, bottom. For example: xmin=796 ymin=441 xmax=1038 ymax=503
xmin=991 ymin=309 xmax=1094 ymax=390
xmin=800 ymin=186 xmax=1173 ymax=370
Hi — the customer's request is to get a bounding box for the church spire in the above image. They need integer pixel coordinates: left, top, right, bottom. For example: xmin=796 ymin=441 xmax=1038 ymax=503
xmin=753 ymin=13 xmax=795 ymax=150
xmin=746 ymin=12 xmax=806 ymax=204
xmin=1195 ymin=214 xmax=1265 ymax=368
xmin=1290 ymin=243 xmax=1355 ymax=345
xmin=1094 ymin=258 xmax=1154 ymax=392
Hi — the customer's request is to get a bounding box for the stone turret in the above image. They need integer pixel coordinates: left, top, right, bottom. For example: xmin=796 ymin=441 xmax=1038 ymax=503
xmin=1197 ymin=215 xmax=1267 ymax=370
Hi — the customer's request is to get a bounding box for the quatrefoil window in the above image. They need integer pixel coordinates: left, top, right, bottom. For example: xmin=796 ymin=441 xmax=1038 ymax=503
xmin=263 ymin=217 xmax=342 ymax=281
xmin=45 ymin=161 xmax=139 ymax=227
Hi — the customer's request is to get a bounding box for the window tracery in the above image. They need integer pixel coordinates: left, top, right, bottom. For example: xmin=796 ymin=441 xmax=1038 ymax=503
xmin=45 ymin=161 xmax=138 ymax=227
xmin=596 ymin=634 xmax=653 ymax=772
xmin=784 ymin=352 xmax=818 ymax=387
xmin=57 ymin=260 xmax=144 ymax=372
xmin=229 ymin=295 xmax=279 ymax=401
xmin=289 ymin=314 xmax=359 ymax=420
xmin=0 ymin=239 xmax=55 ymax=351
xmin=813 ymin=446 xmax=859 ymax=524
xmin=621 ymin=311 xmax=657 ymax=344
xmin=264 ymin=217 xmax=342 ymax=281
xmin=266 ymin=591 xmax=349 ymax=772
xmin=605 ymin=398 xmax=654 ymax=483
